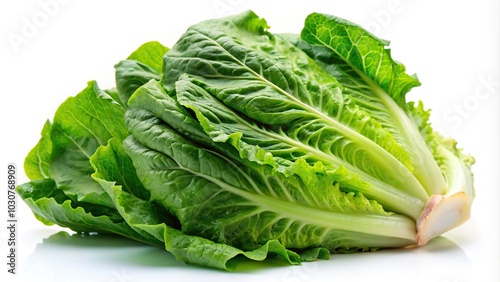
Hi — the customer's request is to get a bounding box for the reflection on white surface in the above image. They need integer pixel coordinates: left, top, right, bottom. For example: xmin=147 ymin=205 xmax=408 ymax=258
xmin=18 ymin=231 xmax=474 ymax=282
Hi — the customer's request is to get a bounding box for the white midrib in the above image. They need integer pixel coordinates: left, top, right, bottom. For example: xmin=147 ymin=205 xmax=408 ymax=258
xmin=369 ymin=83 xmax=446 ymax=196
xmin=179 ymin=164 xmax=417 ymax=241
xmin=225 ymin=111 xmax=424 ymax=218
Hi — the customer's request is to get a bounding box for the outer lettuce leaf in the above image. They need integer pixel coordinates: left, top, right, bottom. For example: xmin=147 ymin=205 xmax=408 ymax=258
xmin=48 ymin=81 xmax=127 ymax=208
xmin=115 ymin=61 xmax=160 ymax=106
xmin=90 ymin=137 xmax=168 ymax=246
xmin=115 ymin=41 xmax=169 ymax=106
xmin=19 ymin=80 xmax=150 ymax=242
xmin=100 ymin=177 xmax=310 ymax=270
xmin=300 ymin=13 xmax=420 ymax=106
xmin=16 ymin=178 xmax=153 ymax=244
xmin=24 ymin=120 xmax=52 ymax=179
xmin=20 ymin=40 xmax=170 ymax=236
xmin=22 ymin=80 xmax=129 ymax=210
xmin=162 ymin=228 xmax=304 ymax=270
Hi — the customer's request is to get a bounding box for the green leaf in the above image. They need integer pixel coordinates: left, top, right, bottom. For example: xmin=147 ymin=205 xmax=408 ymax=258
xmin=104 ymin=87 xmax=124 ymax=107
xmin=91 ymin=138 xmax=150 ymax=201
xmin=90 ymin=136 xmax=179 ymax=245
xmin=115 ymin=41 xmax=169 ymax=106
xmin=16 ymin=179 xmax=144 ymax=241
xmin=163 ymin=227 xmax=303 ymax=270
xmin=126 ymin=79 xmax=212 ymax=144
xmin=126 ymin=41 xmax=169 ymax=74
xmin=298 ymin=14 xmax=447 ymax=195
xmin=115 ymin=61 xmax=161 ymax=106
xmin=49 ymin=81 xmax=128 ymax=208
xmin=24 ymin=120 xmax=52 ymax=180
xmin=300 ymin=13 xmax=420 ymax=106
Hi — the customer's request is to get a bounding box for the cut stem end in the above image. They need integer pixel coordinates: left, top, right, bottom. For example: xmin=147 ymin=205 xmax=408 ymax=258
xmin=416 ymin=192 xmax=472 ymax=246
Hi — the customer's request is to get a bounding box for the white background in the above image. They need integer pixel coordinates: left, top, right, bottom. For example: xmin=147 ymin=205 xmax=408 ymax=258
xmin=0 ymin=0 xmax=499 ymax=281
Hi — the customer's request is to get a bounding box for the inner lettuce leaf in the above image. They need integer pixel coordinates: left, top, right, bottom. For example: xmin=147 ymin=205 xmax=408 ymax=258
xmin=17 ymin=10 xmax=474 ymax=270
xmin=295 ymin=13 xmax=446 ymax=196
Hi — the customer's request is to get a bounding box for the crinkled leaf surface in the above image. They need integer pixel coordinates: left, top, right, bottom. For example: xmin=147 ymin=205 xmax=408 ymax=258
xmin=297 ymin=13 xmax=447 ymax=196
xmin=125 ymin=81 xmax=417 ymax=254
xmin=163 ymin=11 xmax=428 ymax=215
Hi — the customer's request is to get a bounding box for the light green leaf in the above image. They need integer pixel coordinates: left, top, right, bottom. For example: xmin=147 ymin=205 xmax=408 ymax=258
xmin=16 ymin=179 xmax=147 ymax=242
xmin=300 ymin=13 xmax=420 ymax=106
xmin=24 ymin=120 xmax=52 ymax=180
xmin=163 ymin=227 xmax=303 ymax=270
xmin=126 ymin=41 xmax=169 ymax=74
xmin=298 ymin=14 xmax=447 ymax=195
xmin=49 ymin=81 xmax=128 ymax=208
xmin=90 ymin=136 xmax=178 ymax=245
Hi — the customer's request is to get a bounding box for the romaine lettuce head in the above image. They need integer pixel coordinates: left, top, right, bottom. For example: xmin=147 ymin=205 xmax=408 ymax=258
xmin=17 ymin=10 xmax=474 ymax=270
